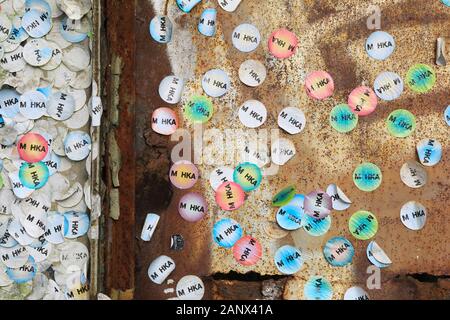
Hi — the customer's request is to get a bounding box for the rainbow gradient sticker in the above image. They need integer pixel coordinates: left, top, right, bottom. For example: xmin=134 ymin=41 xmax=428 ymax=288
xmin=213 ymin=218 xmax=243 ymax=248
xmin=169 ymin=160 xmax=198 ymax=189
xmin=215 ymin=181 xmax=245 ymax=211
xmin=233 ymin=162 xmax=262 ymax=192
xmin=268 ymin=29 xmax=298 ymax=59
xmin=353 ymin=162 xmax=382 ymax=192
xmin=323 ymin=237 xmax=354 ymax=267
xmin=348 ymin=86 xmax=378 ymax=116
xmin=274 ymin=245 xmax=303 ymax=275
xmin=304 ymin=276 xmax=333 ymax=300
xmin=17 ymin=133 xmax=49 ymax=163
xmin=272 ymin=185 xmax=296 ymax=207
xmin=386 ymin=109 xmax=416 ymax=138
xmin=305 ymin=71 xmax=334 ymax=100
xmin=330 ymin=104 xmax=358 ymax=133
xmin=18 ymin=161 xmax=49 ymax=189
xmin=233 ymin=236 xmax=262 ymax=266
xmin=349 ymin=210 xmax=378 ymax=240
xmin=184 ymin=95 xmax=213 ymax=123
xmin=406 ymin=64 xmax=436 ymax=93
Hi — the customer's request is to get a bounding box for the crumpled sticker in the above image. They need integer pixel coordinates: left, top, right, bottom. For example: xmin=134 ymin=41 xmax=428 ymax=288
xmin=326 ymin=184 xmax=351 ymax=211
xmin=400 ymin=160 xmax=427 ymax=189
xmin=367 ymin=241 xmax=392 ymax=268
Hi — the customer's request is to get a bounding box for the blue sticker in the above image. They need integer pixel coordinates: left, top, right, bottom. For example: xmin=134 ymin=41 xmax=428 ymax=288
xmin=276 ymin=205 xmax=303 ymax=231
xmin=198 ymin=8 xmax=217 ymax=37
xmin=6 ymin=257 xmax=37 ymax=284
xmin=287 ymin=194 xmax=305 ymax=208
xmin=0 ymin=115 xmax=4 ymax=128
xmin=8 ymin=23 xmax=29 ymax=44
xmin=303 ymin=215 xmax=331 ymax=237
xmin=60 ymin=17 xmax=88 ymax=43
xmin=366 ymin=241 xmax=391 ymax=268
xmin=444 ymin=105 xmax=450 ymax=126
xmin=417 ymin=138 xmax=442 ymax=167
xmin=274 ymin=245 xmax=303 ymax=275
xmin=149 ymin=16 xmax=172 ymax=44
xmin=323 ymin=237 xmax=354 ymax=267
xmin=63 ymin=211 xmax=90 ymax=239
xmin=22 ymin=9 xmax=52 ymax=38
xmin=37 ymin=86 xmax=52 ymax=99
xmin=353 ymin=162 xmax=382 ymax=192
xmin=25 ymin=0 xmax=52 ymax=15
xmin=442 ymin=0 xmax=450 ymax=7
xmin=304 ymin=276 xmax=333 ymax=300
xmin=212 ymin=218 xmax=243 ymax=248
xmin=176 ymin=0 xmax=202 ymax=13
xmin=0 ymin=88 xmax=20 ymax=118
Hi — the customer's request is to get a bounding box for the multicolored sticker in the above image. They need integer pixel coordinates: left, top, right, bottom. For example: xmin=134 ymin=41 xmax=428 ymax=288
xmin=323 ymin=237 xmax=355 ymax=267
xmin=386 ymin=109 xmax=416 ymax=138
xmin=233 ymin=236 xmax=262 ymax=266
xmin=232 ymin=23 xmax=261 ymax=53
xmin=151 ymin=107 xmax=179 ymax=135
xmin=416 ymin=138 xmax=442 ymax=167
xmin=169 ymin=160 xmax=198 ymax=189
xmin=198 ymin=8 xmax=217 ymax=37
xmin=278 ymin=107 xmax=306 ymax=135
xmin=349 ymin=210 xmax=378 ymax=240
xmin=304 ymin=190 xmax=332 ymax=219
xmin=302 ymin=214 xmax=331 ymax=237
xmin=400 ymin=161 xmax=427 ymax=189
xmin=365 ymin=31 xmax=395 ymax=61
xmin=353 ymin=162 xmax=382 ymax=192
xmin=400 ymin=201 xmax=427 ymax=231
xmin=442 ymin=0 xmax=450 ymax=6
xmin=373 ymin=71 xmax=404 ymax=101
xmin=348 ymin=86 xmax=378 ymax=116
xmin=304 ymin=276 xmax=333 ymax=300
xmin=178 ymin=192 xmax=207 ymax=222
xmin=304 ymin=71 xmax=335 ymax=100
xmin=406 ymin=64 xmax=436 ymax=93
xmin=272 ymin=185 xmax=296 ymax=207
xmin=268 ymin=29 xmax=298 ymax=59
xmin=233 ymin=162 xmax=262 ymax=192
xmin=17 ymin=133 xmax=49 ymax=163
xmin=274 ymin=245 xmax=303 ymax=275
xmin=329 ymin=104 xmax=358 ymax=133
xmin=213 ymin=218 xmax=243 ymax=248
xmin=184 ymin=95 xmax=213 ymax=123
xmin=18 ymin=161 xmax=49 ymax=189
xmin=202 ymin=69 xmax=230 ymax=98
xmin=276 ymin=205 xmax=303 ymax=231
xmin=215 ymin=181 xmax=245 ymax=211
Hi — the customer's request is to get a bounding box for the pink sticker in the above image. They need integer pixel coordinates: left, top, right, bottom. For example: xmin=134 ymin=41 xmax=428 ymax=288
xmin=348 ymin=86 xmax=378 ymax=116
xmin=305 ymin=71 xmax=335 ymax=100
xmin=151 ymin=107 xmax=179 ymax=135
xmin=233 ymin=236 xmax=262 ymax=266
xmin=17 ymin=133 xmax=49 ymax=163
xmin=178 ymin=192 xmax=207 ymax=222
xmin=304 ymin=190 xmax=333 ymax=219
xmin=169 ymin=160 xmax=199 ymax=189
xmin=215 ymin=181 xmax=245 ymax=211
xmin=268 ymin=29 xmax=298 ymax=59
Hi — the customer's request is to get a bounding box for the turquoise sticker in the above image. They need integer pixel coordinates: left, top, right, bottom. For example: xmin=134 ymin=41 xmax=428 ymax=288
xmin=63 ymin=211 xmax=90 ymax=239
xmin=233 ymin=162 xmax=262 ymax=192
xmin=386 ymin=109 xmax=416 ymax=138
xmin=212 ymin=218 xmax=243 ymax=248
xmin=417 ymin=138 xmax=442 ymax=167
xmin=329 ymin=104 xmax=358 ymax=133
xmin=304 ymin=276 xmax=333 ymax=300
xmin=303 ymin=214 xmax=331 ymax=237
xmin=323 ymin=237 xmax=354 ymax=267
xmin=184 ymin=95 xmax=213 ymax=123
xmin=276 ymin=205 xmax=303 ymax=231
xmin=18 ymin=161 xmax=49 ymax=189
xmin=353 ymin=162 xmax=382 ymax=192
xmin=274 ymin=245 xmax=303 ymax=275
xmin=349 ymin=210 xmax=378 ymax=240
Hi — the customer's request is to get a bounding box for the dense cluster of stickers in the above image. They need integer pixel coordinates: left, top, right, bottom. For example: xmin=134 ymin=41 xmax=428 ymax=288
xmin=0 ymin=0 xmax=100 ymax=300
xmin=147 ymin=0 xmax=448 ymax=300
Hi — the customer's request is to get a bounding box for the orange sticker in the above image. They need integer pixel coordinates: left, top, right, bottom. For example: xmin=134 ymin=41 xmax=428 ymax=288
xmin=215 ymin=181 xmax=245 ymax=211
xmin=17 ymin=133 xmax=49 ymax=163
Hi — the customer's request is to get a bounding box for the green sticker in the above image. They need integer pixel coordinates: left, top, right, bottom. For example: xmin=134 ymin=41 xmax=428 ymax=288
xmin=386 ymin=109 xmax=416 ymax=138
xmin=233 ymin=162 xmax=262 ymax=192
xmin=353 ymin=162 xmax=382 ymax=192
xmin=349 ymin=210 xmax=378 ymax=240
xmin=272 ymin=185 xmax=296 ymax=207
xmin=184 ymin=95 xmax=213 ymax=123
xmin=329 ymin=104 xmax=358 ymax=133
xmin=406 ymin=64 xmax=436 ymax=93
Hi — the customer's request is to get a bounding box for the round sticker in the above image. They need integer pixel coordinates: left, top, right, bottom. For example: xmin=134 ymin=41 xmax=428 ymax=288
xmin=238 ymin=100 xmax=267 ymax=128
xmin=406 ymin=64 xmax=436 ymax=93
xmin=184 ymin=96 xmax=213 ymax=123
xmin=6 ymin=257 xmax=37 ymax=284
xmin=0 ymin=245 xmax=29 ymax=268
xmin=323 ymin=237 xmax=355 ymax=267
xmin=19 ymin=161 xmax=49 ymax=189
xmin=159 ymin=75 xmax=184 ymax=104
xmin=442 ymin=0 xmax=450 ymax=6
xmin=0 ymin=14 xmax=11 ymax=42
xmin=238 ymin=60 xmax=267 ymax=87
xmin=400 ymin=160 xmax=427 ymax=189
xmin=287 ymin=194 xmax=305 ymax=209
xmin=444 ymin=105 xmax=450 ymax=126
xmin=353 ymin=163 xmax=382 ymax=192
xmin=23 ymin=38 xmax=52 ymax=67
xmin=22 ymin=9 xmax=52 ymax=38
xmin=48 ymin=91 xmax=75 ymax=121
xmin=386 ymin=109 xmax=416 ymax=138
xmin=176 ymin=0 xmax=201 ymax=12
xmin=272 ymin=185 xmax=296 ymax=207
xmin=215 ymin=181 xmax=245 ymax=211
xmin=278 ymin=107 xmax=306 ymax=135
xmin=268 ymin=29 xmax=298 ymax=59
xmin=209 ymin=166 xmax=234 ymax=191
xmin=274 ymin=245 xmax=303 ymax=275
xmin=417 ymin=138 xmax=442 ymax=167
xmin=329 ymin=104 xmax=358 ymax=133
xmin=18 ymin=133 xmax=49 ymax=163
xmin=176 ymin=275 xmax=205 ymax=300
xmin=19 ymin=90 xmax=48 ymax=120
xmin=44 ymin=212 xmax=65 ymax=244
xmin=344 ymin=286 xmax=370 ymax=300
xmin=0 ymin=88 xmax=20 ymax=118
xmin=149 ymin=16 xmax=172 ymax=44
xmin=0 ymin=46 xmax=25 ymax=73
xmin=27 ymin=239 xmax=52 ymax=263
xmin=305 ymin=71 xmax=335 ymax=100
xmin=348 ymin=86 xmax=378 ymax=116
xmin=304 ymin=276 xmax=333 ymax=300
xmin=304 ymin=190 xmax=332 ymax=219
xmin=373 ymin=71 xmax=404 ymax=101
xmin=178 ymin=192 xmax=207 ymax=222
xmin=202 ymin=69 xmax=230 ymax=98
xmin=169 ymin=160 xmax=198 ymax=189
xmin=276 ymin=205 xmax=303 ymax=231
xmin=326 ymin=184 xmax=352 ymax=211
xmin=151 ymin=107 xmax=179 ymax=135
xmin=63 ymin=211 xmax=90 ymax=239
xmin=148 ymin=255 xmax=175 ymax=285
xmin=198 ymin=8 xmax=217 ymax=37
xmin=64 ymin=131 xmax=91 ymax=161
xmin=231 ymin=23 xmax=261 ymax=53
xmin=233 ymin=162 xmax=262 ymax=192
xmin=365 ymin=31 xmax=395 ymax=60
xmin=349 ymin=210 xmax=378 ymax=240
xmin=233 ymin=236 xmax=262 ymax=266
xmin=212 ymin=218 xmax=243 ymax=248
xmin=271 ymin=138 xmax=296 ymax=165
xmin=400 ymin=201 xmax=427 ymax=231
xmin=303 ymin=214 xmax=331 ymax=237
xmin=366 ymin=241 xmax=391 ymax=268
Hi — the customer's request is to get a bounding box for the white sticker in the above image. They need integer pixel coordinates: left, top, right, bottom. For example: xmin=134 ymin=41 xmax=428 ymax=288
xmin=231 ymin=23 xmax=260 ymax=53
xmin=62 ymin=45 xmax=90 ymax=72
xmin=0 ymin=244 xmax=29 ymax=268
xmin=238 ymin=100 xmax=267 ymax=128
xmin=400 ymin=161 xmax=427 ymax=189
xmin=43 ymin=212 xmax=64 ymax=244
xmin=40 ymin=41 xmax=62 ymax=71
xmin=91 ymin=96 xmax=103 ymax=127
xmin=22 ymin=9 xmax=52 ymax=38
xmin=64 ymin=131 xmax=91 ymax=161
xmin=373 ymin=71 xmax=403 ymax=101
xmin=198 ymin=8 xmax=217 ymax=37
xmin=176 ymin=275 xmax=205 ymax=300
xmin=148 ymin=255 xmax=176 ymax=285
xmin=0 ymin=189 xmax=15 ymax=215
xmin=60 ymin=17 xmax=89 ymax=43
xmin=9 ymin=171 xmax=34 ymax=199
xmin=271 ymin=138 xmax=296 ymax=166
xmin=19 ymin=207 xmax=47 ymax=238
xmin=344 ymin=286 xmax=370 ymax=300
xmin=400 ymin=201 xmax=427 ymax=231
xmin=202 ymin=69 xmax=230 ymax=98
xmin=278 ymin=107 xmax=306 ymax=135
xmin=0 ymin=46 xmax=26 ymax=73
xmin=140 ymin=213 xmax=160 ymax=242
xmin=23 ymin=38 xmax=53 ymax=67
xmin=8 ymin=217 xmax=35 ymax=246
xmin=326 ymin=184 xmax=351 ymax=211
xmin=218 ymin=0 xmax=242 ymax=12
xmin=0 ymin=14 xmax=12 ymax=42
xmin=27 ymin=238 xmax=52 ymax=262
xmin=48 ymin=91 xmax=75 ymax=121
xmin=159 ymin=75 xmax=184 ymax=104
xmin=209 ymin=166 xmax=234 ymax=191
xmin=59 ymin=241 xmax=89 ymax=270
xmin=57 ymin=0 xmax=91 ymax=20
xmin=238 ymin=59 xmax=266 ymax=87
xmin=365 ymin=31 xmax=395 ymax=61
xmin=19 ymin=90 xmax=48 ymax=120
